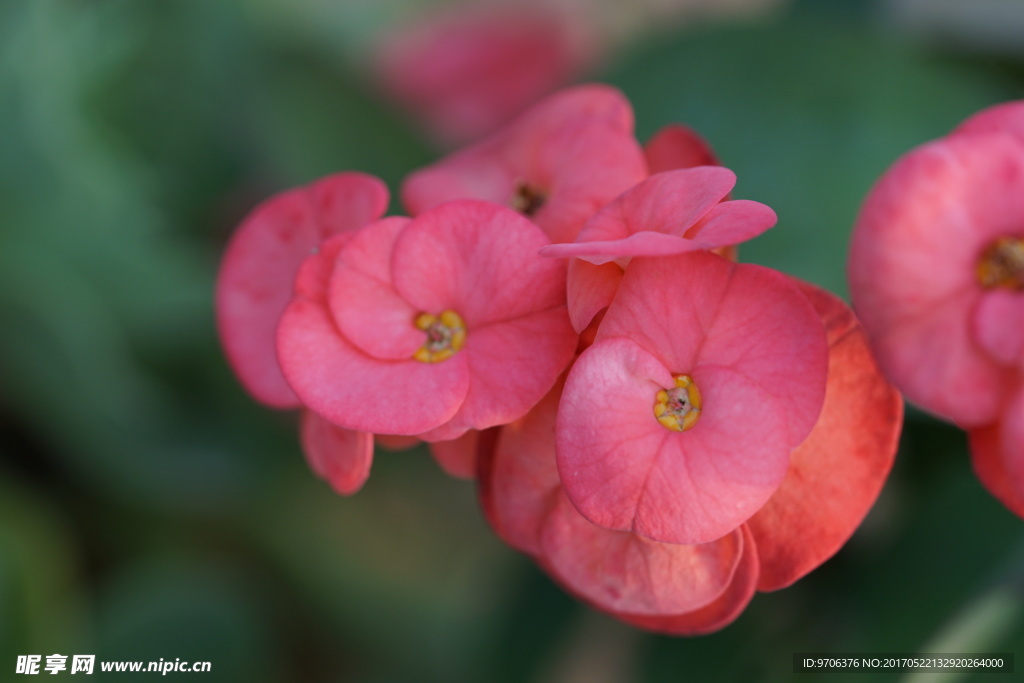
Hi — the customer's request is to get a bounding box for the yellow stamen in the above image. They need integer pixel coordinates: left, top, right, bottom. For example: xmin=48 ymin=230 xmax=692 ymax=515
xmin=977 ymin=237 xmax=1024 ymax=290
xmin=509 ymin=181 xmax=546 ymax=217
xmin=653 ymin=374 xmax=702 ymax=432
xmin=413 ymin=309 xmax=466 ymax=363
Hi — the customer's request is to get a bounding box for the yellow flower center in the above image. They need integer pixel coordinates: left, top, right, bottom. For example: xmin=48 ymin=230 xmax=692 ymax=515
xmin=977 ymin=236 xmax=1024 ymax=290
xmin=412 ymin=310 xmax=466 ymax=363
xmin=653 ymin=374 xmax=702 ymax=432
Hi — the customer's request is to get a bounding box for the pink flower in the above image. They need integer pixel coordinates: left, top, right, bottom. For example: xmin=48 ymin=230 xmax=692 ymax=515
xmin=555 ymin=252 xmax=828 ymax=545
xmin=848 ymin=100 xmax=1024 ymax=515
xmin=373 ymin=3 xmax=597 ymax=146
xmin=276 ymin=199 xmax=578 ymax=438
xmin=479 ymin=280 xmax=901 ymax=633
xmin=643 ymin=124 xmax=721 ymax=174
xmin=215 ymin=173 xmax=393 ymax=496
xmin=401 ymin=84 xmax=647 ymax=244
xmin=541 ymin=166 xmax=776 ymax=331
xmin=216 ymin=173 xmax=389 ymax=408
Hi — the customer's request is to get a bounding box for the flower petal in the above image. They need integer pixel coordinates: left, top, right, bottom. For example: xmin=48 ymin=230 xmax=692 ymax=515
xmin=216 ymin=173 xmax=388 ymax=407
xmin=615 ymin=525 xmax=759 ymax=636
xmin=429 ymin=430 xmax=480 ymax=479
xmin=540 ymin=493 xmax=743 ymax=615
xmin=971 ymin=290 xmax=1024 ymax=368
xmin=566 ymin=259 xmax=623 ymax=333
xmin=644 ymin=124 xmax=720 ymax=174
xmin=392 ymin=200 xmax=567 ymax=327
xmin=299 ymin=410 xmax=374 ymax=495
xmin=970 ymin=403 xmax=1024 ymax=519
xmin=690 ymin=199 xmax=777 ymax=247
xmin=277 ymin=297 xmax=470 ymax=435
xmin=953 ymin=100 xmax=1024 ymax=143
xmin=746 ymin=282 xmax=903 ymax=591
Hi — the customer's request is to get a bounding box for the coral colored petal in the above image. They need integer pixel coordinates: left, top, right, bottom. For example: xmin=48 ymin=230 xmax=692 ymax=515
xmin=567 ymin=259 xmax=622 ymax=333
xmin=996 ymin=389 xmax=1024 ymax=494
xmin=375 ymin=434 xmax=420 ymax=451
xmin=849 ymin=134 xmax=1024 ymax=425
xmin=597 ymin=253 xmax=828 ymax=449
xmin=746 ymin=282 xmax=903 ymax=591
xmin=216 ymin=173 xmax=388 ymax=408
xmin=330 ymin=217 xmax=423 ymax=360
xmin=953 ymin=100 xmax=1024 ymax=143
xmin=972 ymin=291 xmax=1024 ymax=367
xmin=616 ymin=525 xmax=759 ymax=636
xmin=540 ymin=493 xmax=743 ymax=615
xmin=644 ymin=124 xmax=721 ymax=174
xmin=429 ymin=430 xmax=480 ymax=479
xmin=970 ymin=419 xmax=1024 ymax=519
xmin=690 ymin=199 xmax=777 ymax=246
xmin=392 ymin=201 xmax=566 ymax=327
xmin=299 ymin=411 xmax=374 ymax=496
xmin=277 ymin=298 xmax=470 ymax=434
xmin=449 ymin=307 xmax=577 ymax=432
xmin=484 ymin=380 xmax=565 ymax=555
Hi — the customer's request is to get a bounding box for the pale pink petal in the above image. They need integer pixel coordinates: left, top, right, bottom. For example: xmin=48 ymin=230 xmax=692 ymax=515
xmin=953 ymin=100 xmax=1024 ymax=143
xmin=644 ymin=124 xmax=720 ymax=174
xmin=445 ymin=307 xmax=577 ymax=432
xmin=597 ymin=253 xmax=828 ymax=449
xmin=392 ymin=201 xmax=566 ymax=327
xmin=556 ymin=338 xmax=790 ymax=545
xmin=540 ymin=493 xmax=743 ymax=615
xmin=329 ymin=217 xmax=423 ymax=360
xmin=566 ymin=259 xmax=622 ymax=333
xmin=615 ymin=525 xmax=759 ymax=636
xmin=849 ymin=134 xmax=1024 ymax=425
xmin=429 ymin=430 xmax=480 ymax=479
xmin=746 ymin=282 xmax=903 ymax=591
xmin=971 ymin=291 xmax=1024 ymax=367
xmin=216 ymin=173 xmax=388 ymax=407
xmin=299 ymin=410 xmax=373 ymax=495
xmin=276 ymin=297 xmax=470 ymax=435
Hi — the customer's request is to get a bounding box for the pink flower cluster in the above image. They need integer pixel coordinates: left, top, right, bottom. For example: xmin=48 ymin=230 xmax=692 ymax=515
xmin=216 ymin=85 xmax=903 ymax=634
xmin=849 ymin=101 xmax=1024 ymax=517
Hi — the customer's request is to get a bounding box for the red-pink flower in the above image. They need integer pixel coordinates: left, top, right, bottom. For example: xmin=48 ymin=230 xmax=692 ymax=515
xmin=401 ymin=84 xmax=647 ymax=244
xmin=215 ymin=173 xmax=393 ymax=496
xmin=541 ymin=166 xmax=776 ymax=331
xmin=277 ymin=199 xmax=577 ymax=438
xmin=373 ymin=2 xmax=596 ymax=146
xmin=848 ymin=100 xmax=1024 ymax=516
xmin=479 ymin=280 xmax=901 ymax=633
xmin=555 ymin=252 xmax=828 ymax=545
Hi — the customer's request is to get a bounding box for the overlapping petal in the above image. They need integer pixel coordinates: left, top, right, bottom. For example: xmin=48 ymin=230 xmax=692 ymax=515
xmin=644 ymin=124 xmax=721 ymax=174
xmin=300 ymin=411 xmax=374 ymax=496
xmin=746 ymin=282 xmax=903 ymax=590
xmin=216 ymin=173 xmax=388 ymax=407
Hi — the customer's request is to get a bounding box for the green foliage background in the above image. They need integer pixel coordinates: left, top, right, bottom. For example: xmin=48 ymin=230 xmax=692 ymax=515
xmin=1 ymin=1 xmax=1023 ymax=681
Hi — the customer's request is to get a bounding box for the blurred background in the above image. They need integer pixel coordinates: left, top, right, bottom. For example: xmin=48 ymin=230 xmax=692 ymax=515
xmin=2 ymin=0 xmax=1024 ymax=680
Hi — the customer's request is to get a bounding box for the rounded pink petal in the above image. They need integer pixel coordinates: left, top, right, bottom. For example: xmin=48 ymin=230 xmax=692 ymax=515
xmin=644 ymin=124 xmax=721 ymax=174
xmin=690 ymin=199 xmax=777 ymax=246
xmin=597 ymin=253 xmax=828 ymax=449
xmin=216 ymin=173 xmax=388 ymax=407
xmin=392 ymin=200 xmax=567 ymax=327
xmin=329 ymin=217 xmax=423 ymax=360
xmin=615 ymin=525 xmax=759 ymax=636
xmin=540 ymin=493 xmax=743 ymax=615
xmin=557 ymin=338 xmax=791 ymax=545
xmin=849 ymin=134 xmax=1024 ymax=425
xmin=483 ymin=379 xmax=565 ymax=555
xmin=566 ymin=259 xmax=623 ymax=333
xmin=429 ymin=430 xmax=480 ymax=479
xmin=970 ymin=409 xmax=1024 ymax=519
xmin=444 ymin=307 xmax=577 ymax=433
xmin=276 ymin=297 xmax=469 ymax=435
xmin=953 ymin=100 xmax=1024 ymax=143
xmin=972 ymin=290 xmax=1024 ymax=367
xmin=299 ymin=410 xmax=374 ymax=496
xmin=746 ymin=281 xmax=903 ymax=591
